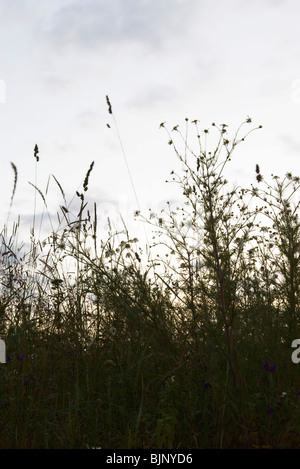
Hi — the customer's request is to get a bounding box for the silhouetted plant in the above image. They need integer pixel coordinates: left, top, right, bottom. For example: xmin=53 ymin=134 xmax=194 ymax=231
xmin=1 ymin=117 xmax=300 ymax=448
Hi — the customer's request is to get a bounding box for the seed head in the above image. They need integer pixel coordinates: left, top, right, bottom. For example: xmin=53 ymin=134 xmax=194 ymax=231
xmin=34 ymin=144 xmax=39 ymax=162
xmin=106 ymin=95 xmax=112 ymax=114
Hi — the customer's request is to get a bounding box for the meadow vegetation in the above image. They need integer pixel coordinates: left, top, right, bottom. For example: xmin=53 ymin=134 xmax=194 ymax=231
xmin=0 ymin=117 xmax=300 ymax=448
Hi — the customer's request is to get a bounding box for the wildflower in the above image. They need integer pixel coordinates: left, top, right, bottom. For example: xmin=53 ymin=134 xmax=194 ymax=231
xmin=264 ymin=361 xmax=277 ymax=372
xmin=18 ymin=353 xmax=26 ymax=361
xmin=24 ymin=379 xmax=31 ymax=386
xmin=203 ymin=381 xmax=212 ymax=389
xmin=6 ymin=355 xmax=12 ymax=362
xmin=267 ymin=407 xmax=275 ymax=415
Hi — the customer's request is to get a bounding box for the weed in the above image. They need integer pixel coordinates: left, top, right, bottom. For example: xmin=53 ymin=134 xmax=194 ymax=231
xmin=0 ymin=118 xmax=299 ymax=448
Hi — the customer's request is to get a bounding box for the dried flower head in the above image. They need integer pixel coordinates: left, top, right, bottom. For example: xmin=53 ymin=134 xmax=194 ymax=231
xmin=106 ymin=95 xmax=112 ymax=114
xmin=83 ymin=161 xmax=95 ymax=192
xmin=34 ymin=144 xmax=39 ymax=162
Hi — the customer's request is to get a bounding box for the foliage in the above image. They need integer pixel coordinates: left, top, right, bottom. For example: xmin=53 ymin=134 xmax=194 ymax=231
xmin=0 ymin=118 xmax=300 ymax=448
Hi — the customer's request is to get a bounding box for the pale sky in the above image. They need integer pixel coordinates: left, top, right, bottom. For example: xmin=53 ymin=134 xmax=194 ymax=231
xmin=1 ymin=0 xmax=300 ymax=245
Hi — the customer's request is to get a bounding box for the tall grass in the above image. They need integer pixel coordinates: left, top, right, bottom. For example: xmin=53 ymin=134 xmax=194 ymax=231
xmin=0 ymin=117 xmax=300 ymax=448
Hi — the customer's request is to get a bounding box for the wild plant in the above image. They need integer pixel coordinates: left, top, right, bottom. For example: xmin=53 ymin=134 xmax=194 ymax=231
xmin=250 ymin=171 xmax=300 ymax=341
xmin=141 ymin=117 xmax=267 ymax=446
xmin=1 ymin=117 xmax=300 ymax=448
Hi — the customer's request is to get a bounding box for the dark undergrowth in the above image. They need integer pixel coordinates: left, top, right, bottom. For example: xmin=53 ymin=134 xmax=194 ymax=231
xmin=0 ymin=117 xmax=300 ymax=448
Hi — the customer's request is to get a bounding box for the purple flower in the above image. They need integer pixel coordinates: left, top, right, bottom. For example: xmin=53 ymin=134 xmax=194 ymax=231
xmin=6 ymin=355 xmax=13 ymax=362
xmin=264 ymin=361 xmax=277 ymax=372
xmin=18 ymin=354 xmax=26 ymax=361
xmin=23 ymin=379 xmax=31 ymax=386
xmin=267 ymin=407 xmax=275 ymax=415
xmin=204 ymin=381 xmax=212 ymax=389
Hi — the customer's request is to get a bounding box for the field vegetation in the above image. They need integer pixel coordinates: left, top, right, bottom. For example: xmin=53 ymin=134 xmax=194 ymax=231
xmin=0 ymin=117 xmax=299 ymax=448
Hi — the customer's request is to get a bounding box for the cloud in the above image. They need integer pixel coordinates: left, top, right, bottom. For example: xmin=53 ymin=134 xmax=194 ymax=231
xmin=38 ymin=74 xmax=73 ymax=94
xmin=42 ymin=0 xmax=198 ymax=51
xmin=280 ymin=134 xmax=300 ymax=156
xmin=128 ymin=84 xmax=178 ymax=108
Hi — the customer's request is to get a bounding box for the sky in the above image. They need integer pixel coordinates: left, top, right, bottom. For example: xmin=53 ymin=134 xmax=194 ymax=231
xmin=1 ymin=0 xmax=300 ymax=248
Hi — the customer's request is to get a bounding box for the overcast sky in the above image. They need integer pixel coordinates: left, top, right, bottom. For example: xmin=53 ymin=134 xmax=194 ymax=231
xmin=1 ymin=0 xmax=300 ymax=245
